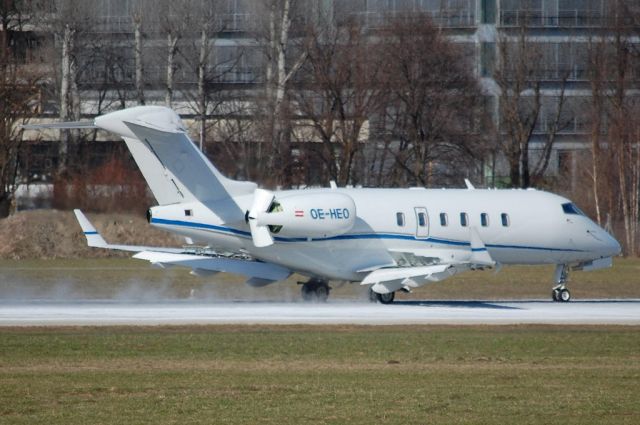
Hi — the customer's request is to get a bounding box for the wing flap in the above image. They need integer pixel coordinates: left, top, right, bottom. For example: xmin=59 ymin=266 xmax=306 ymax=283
xmin=132 ymin=251 xmax=291 ymax=281
xmin=362 ymin=264 xmax=458 ymax=294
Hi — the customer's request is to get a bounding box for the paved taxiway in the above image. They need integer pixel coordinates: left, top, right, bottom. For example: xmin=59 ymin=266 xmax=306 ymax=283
xmin=1 ymin=300 xmax=639 ymax=326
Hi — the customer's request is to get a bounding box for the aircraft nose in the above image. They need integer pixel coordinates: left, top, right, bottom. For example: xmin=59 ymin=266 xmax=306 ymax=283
xmin=608 ymin=234 xmax=622 ymax=257
xmin=598 ymin=230 xmax=622 ymax=257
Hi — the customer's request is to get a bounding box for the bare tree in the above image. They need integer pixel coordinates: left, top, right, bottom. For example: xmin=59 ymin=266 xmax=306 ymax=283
xmin=604 ymin=0 xmax=639 ymax=255
xmin=494 ymin=21 xmax=571 ymax=188
xmin=254 ymin=0 xmax=308 ymax=186
xmin=33 ymin=0 xmax=94 ymax=172
xmin=584 ymin=0 xmax=640 ymax=255
xmin=378 ymin=17 xmax=487 ymax=187
xmin=586 ymin=35 xmax=608 ymax=226
xmin=129 ymin=0 xmax=153 ymax=105
xmin=157 ymin=0 xmax=193 ymax=107
xmin=0 ymin=1 xmax=43 ymax=217
xmin=176 ymin=1 xmax=240 ymax=152
xmin=293 ymin=15 xmax=385 ymax=186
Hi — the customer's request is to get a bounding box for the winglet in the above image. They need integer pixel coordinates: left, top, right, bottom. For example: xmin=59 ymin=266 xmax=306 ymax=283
xmin=73 ymin=209 xmax=108 ymax=248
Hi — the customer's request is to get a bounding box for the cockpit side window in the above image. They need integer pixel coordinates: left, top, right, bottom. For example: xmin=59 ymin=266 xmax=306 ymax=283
xmin=562 ymin=203 xmax=585 ymax=216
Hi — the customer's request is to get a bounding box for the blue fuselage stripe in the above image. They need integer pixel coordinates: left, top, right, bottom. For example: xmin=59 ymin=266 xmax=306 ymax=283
xmin=150 ymin=218 xmax=584 ymax=253
xmin=84 ymin=231 xmax=98 ymax=235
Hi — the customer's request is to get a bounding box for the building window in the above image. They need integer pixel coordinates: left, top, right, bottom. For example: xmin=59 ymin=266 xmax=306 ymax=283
xmin=397 ymin=212 xmax=405 ymax=227
xmin=440 ymin=213 xmax=448 ymax=226
xmin=417 ymin=212 xmax=427 ymax=227
xmin=460 ymin=212 xmax=469 ymax=227
xmin=481 ymin=213 xmax=489 ymax=227
xmin=501 ymin=213 xmax=510 ymax=227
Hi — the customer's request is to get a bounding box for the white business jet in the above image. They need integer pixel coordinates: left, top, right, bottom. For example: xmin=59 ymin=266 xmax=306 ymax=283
xmin=25 ymin=106 xmax=621 ymax=303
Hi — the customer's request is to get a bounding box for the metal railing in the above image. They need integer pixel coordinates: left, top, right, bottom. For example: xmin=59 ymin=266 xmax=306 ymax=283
xmin=351 ymin=10 xmax=476 ymax=29
xmin=500 ymin=10 xmax=604 ymax=28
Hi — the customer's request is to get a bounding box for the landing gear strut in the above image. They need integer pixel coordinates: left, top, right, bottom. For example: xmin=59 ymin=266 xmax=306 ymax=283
xmin=368 ymin=288 xmax=395 ymax=304
xmin=300 ymin=279 xmax=330 ymax=303
xmin=552 ymin=264 xmax=571 ymax=302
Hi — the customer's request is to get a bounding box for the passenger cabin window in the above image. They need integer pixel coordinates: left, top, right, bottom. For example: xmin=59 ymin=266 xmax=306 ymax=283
xmin=460 ymin=212 xmax=468 ymax=227
xmin=396 ymin=212 xmax=405 ymax=227
xmin=501 ymin=213 xmax=510 ymax=227
xmin=184 ymin=209 xmax=193 ymax=217
xmin=440 ymin=213 xmax=448 ymax=226
xmin=417 ymin=212 xmax=427 ymax=227
xmin=562 ymin=202 xmax=585 ymax=216
xmin=480 ymin=213 xmax=489 ymax=227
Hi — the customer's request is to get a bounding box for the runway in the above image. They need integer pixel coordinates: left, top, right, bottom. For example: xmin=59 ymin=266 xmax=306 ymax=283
xmin=1 ymin=300 xmax=639 ymax=326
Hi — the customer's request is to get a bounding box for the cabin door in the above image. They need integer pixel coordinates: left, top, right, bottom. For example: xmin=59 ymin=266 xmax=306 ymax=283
xmin=414 ymin=207 xmax=429 ymax=238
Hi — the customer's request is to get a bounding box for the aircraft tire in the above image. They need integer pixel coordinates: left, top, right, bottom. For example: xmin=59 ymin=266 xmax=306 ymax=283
xmin=552 ymin=289 xmax=560 ymax=302
xmin=376 ymin=291 xmax=395 ymax=305
xmin=559 ymin=288 xmax=571 ymax=302
xmin=301 ymin=280 xmax=330 ymax=303
xmin=368 ymin=288 xmax=378 ymax=303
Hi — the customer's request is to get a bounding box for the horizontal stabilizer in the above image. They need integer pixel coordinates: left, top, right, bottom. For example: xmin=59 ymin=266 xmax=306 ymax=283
xmin=74 ymin=209 xmax=108 ymax=248
xmin=22 ymin=121 xmax=97 ymax=130
xmin=74 ymin=209 xmax=290 ymax=282
xmin=74 ymin=209 xmax=184 ymax=254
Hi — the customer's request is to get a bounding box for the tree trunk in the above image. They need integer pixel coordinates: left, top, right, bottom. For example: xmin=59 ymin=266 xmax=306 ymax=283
xmin=197 ymin=27 xmax=208 ymax=151
xmin=134 ymin=15 xmax=145 ymax=105
xmin=166 ymin=33 xmax=178 ymax=107
xmin=59 ymin=24 xmax=76 ymax=173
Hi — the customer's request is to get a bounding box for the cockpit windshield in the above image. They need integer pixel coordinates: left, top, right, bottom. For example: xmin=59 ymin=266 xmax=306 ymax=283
xmin=562 ymin=202 xmax=585 ymax=216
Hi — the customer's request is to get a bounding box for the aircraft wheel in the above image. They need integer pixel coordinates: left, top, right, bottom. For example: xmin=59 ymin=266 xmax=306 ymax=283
xmin=376 ymin=291 xmax=395 ymax=305
xmin=368 ymin=287 xmax=378 ymax=303
xmin=559 ymin=288 xmax=571 ymax=302
xmin=552 ymin=289 xmax=560 ymax=302
xmin=301 ymin=280 xmax=330 ymax=303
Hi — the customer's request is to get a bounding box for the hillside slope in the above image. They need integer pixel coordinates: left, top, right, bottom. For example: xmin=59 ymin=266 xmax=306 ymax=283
xmin=0 ymin=210 xmax=182 ymax=260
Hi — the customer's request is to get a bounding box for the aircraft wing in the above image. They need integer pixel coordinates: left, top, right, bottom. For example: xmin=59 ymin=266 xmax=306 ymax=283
xmin=362 ymin=264 xmax=462 ymax=294
xmin=74 ymin=210 xmax=291 ymax=283
xmin=363 ymin=227 xmax=497 ymax=294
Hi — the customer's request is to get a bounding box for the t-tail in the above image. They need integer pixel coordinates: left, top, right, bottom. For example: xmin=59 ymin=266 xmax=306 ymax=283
xmin=25 ymin=106 xmax=256 ymax=206
xmin=24 ymin=106 xmax=291 ymax=247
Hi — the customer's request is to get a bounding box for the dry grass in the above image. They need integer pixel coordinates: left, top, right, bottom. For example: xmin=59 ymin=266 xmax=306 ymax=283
xmin=1 ymin=325 xmax=639 ymax=424
xmin=0 ymin=210 xmax=180 ymax=260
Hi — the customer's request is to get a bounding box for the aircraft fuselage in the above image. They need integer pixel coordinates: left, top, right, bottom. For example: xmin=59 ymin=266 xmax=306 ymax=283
xmin=148 ymin=187 xmax=621 ymax=282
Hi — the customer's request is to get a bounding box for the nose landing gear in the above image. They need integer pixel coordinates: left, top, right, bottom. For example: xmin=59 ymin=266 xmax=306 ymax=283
xmin=552 ymin=264 xmax=571 ymax=302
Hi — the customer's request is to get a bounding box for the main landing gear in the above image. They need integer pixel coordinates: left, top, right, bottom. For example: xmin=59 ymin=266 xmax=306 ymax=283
xmin=300 ymin=278 xmax=331 ymax=302
xmin=368 ymin=288 xmax=395 ymax=304
xmin=552 ymin=264 xmax=571 ymax=302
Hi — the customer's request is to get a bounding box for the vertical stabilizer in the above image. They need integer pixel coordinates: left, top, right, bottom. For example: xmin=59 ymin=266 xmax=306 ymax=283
xmin=93 ymin=106 xmax=256 ymax=205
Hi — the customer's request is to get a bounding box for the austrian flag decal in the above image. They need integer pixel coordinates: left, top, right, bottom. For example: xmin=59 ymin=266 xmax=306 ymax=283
xmin=294 ymin=209 xmax=304 ymax=217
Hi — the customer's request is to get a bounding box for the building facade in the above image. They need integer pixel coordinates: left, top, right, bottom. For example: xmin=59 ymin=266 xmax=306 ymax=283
xmin=14 ymin=0 xmax=640 ymax=187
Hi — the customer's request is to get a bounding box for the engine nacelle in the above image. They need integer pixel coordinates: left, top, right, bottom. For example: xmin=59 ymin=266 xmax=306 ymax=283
xmin=256 ymin=192 xmax=356 ymax=239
